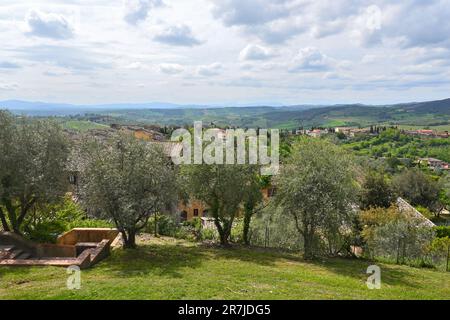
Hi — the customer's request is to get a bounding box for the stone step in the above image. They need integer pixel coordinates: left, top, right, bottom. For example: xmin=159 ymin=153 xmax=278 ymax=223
xmin=16 ymin=252 xmax=32 ymax=260
xmin=8 ymin=249 xmax=23 ymax=259
xmin=0 ymin=245 xmax=15 ymax=252
xmin=0 ymin=245 xmax=16 ymax=259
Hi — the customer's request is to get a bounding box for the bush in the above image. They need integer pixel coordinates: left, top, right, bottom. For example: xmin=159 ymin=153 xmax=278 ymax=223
xmin=416 ymin=206 xmax=434 ymax=219
xmin=360 ymin=205 xmax=436 ymax=266
xmin=428 ymin=237 xmax=450 ymax=271
xmin=174 ymin=218 xmax=203 ymax=242
xmin=145 ymin=214 xmax=179 ymax=237
xmin=24 ymin=196 xmax=112 ymax=243
xmin=435 ymin=226 xmax=450 ymax=239
xmin=201 ymin=228 xmax=219 ymax=241
xmin=250 ymin=205 xmax=304 ymax=251
xmin=26 ymin=220 xmax=66 ymax=243
xmin=230 ymin=219 xmax=244 ymax=243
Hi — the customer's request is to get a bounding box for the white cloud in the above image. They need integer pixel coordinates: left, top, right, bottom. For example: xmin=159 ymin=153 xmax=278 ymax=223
xmin=159 ymin=63 xmax=184 ymax=74
xmin=239 ymin=44 xmax=274 ymax=61
xmin=123 ymin=0 xmax=162 ymax=25
xmin=153 ymin=25 xmax=202 ymax=47
xmin=352 ymin=2 xmax=450 ymax=49
xmin=211 ymin=0 xmax=293 ymax=27
xmin=0 ymin=62 xmax=21 ymax=69
xmin=197 ymin=63 xmax=223 ymax=76
xmin=25 ymin=9 xmax=74 ymax=40
xmin=1 ymin=0 xmax=450 ymax=105
xmin=0 ymin=82 xmax=19 ymax=91
xmin=123 ymin=62 xmax=147 ymax=70
xmin=13 ymin=45 xmax=111 ymax=71
xmin=289 ymin=47 xmax=333 ymax=72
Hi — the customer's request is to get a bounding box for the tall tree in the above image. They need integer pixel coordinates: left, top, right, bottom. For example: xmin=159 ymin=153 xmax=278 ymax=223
xmin=360 ymin=171 xmax=395 ymax=209
xmin=0 ymin=111 xmax=69 ymax=234
xmin=242 ymin=175 xmax=268 ymax=245
xmin=80 ymin=133 xmax=177 ymax=249
xmin=274 ymin=138 xmax=358 ymax=259
xmin=181 ymin=164 xmax=257 ymax=246
xmin=393 ymin=168 xmax=441 ymax=210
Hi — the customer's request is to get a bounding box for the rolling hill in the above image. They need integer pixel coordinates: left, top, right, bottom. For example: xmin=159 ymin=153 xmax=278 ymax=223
xmin=2 ymin=98 xmax=450 ymax=129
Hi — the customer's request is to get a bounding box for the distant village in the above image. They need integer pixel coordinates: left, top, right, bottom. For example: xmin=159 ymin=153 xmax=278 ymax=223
xmin=296 ymin=126 xmax=449 ymax=139
xmin=91 ymin=123 xmax=450 ymax=173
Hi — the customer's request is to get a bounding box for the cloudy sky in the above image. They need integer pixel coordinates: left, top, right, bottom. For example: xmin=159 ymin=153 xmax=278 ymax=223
xmin=1 ymin=0 xmax=450 ymax=105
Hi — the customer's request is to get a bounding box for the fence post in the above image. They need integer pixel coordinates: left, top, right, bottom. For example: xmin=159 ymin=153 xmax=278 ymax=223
xmin=446 ymin=244 xmax=450 ymax=272
xmin=264 ymin=225 xmax=268 ymax=248
xmin=396 ymin=238 xmax=401 ymax=264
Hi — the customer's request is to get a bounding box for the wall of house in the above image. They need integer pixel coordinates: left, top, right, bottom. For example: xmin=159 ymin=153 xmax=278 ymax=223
xmin=178 ymin=188 xmax=275 ymax=222
xmin=178 ymin=200 xmax=209 ymax=221
xmin=133 ymin=130 xmax=153 ymax=141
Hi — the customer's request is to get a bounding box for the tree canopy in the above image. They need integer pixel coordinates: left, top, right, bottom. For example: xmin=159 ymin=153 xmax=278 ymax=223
xmin=0 ymin=111 xmax=69 ymax=234
xmin=79 ymin=133 xmax=177 ymax=248
xmin=274 ymin=138 xmax=358 ymax=259
xmin=180 ymin=163 xmax=260 ymax=246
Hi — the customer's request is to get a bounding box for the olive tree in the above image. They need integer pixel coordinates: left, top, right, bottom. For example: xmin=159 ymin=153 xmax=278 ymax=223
xmin=393 ymin=169 xmax=441 ymax=210
xmin=274 ymin=138 xmax=358 ymax=259
xmin=0 ymin=111 xmax=69 ymax=234
xmin=80 ymin=133 xmax=177 ymax=249
xmin=360 ymin=170 xmax=395 ymax=209
xmin=181 ymin=164 xmax=258 ymax=246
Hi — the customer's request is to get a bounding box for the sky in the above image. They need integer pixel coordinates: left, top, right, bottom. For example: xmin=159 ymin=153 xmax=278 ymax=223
xmin=1 ymin=0 xmax=450 ymax=106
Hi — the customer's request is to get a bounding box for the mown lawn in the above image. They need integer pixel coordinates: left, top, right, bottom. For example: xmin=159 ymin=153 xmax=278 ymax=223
xmin=0 ymin=237 xmax=449 ymax=300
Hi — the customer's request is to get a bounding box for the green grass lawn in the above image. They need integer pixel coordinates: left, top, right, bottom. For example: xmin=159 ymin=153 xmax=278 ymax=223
xmin=0 ymin=236 xmax=449 ymax=300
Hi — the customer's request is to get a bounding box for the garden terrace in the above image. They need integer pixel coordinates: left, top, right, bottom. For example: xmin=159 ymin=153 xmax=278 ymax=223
xmin=0 ymin=228 xmax=120 ymax=269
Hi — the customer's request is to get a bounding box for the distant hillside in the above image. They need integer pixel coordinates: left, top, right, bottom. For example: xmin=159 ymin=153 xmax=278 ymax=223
xmin=394 ymin=98 xmax=450 ymax=115
xmin=91 ymin=98 xmax=450 ymax=129
xmin=2 ymin=98 xmax=450 ymax=129
xmin=261 ymin=99 xmax=450 ymax=128
xmin=0 ymin=100 xmax=211 ymax=116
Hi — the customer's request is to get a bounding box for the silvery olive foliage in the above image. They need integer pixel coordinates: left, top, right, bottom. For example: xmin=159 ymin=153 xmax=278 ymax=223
xmin=368 ymin=215 xmax=435 ymax=264
xmin=273 ymin=138 xmax=359 ymax=259
xmin=180 ymin=163 xmax=259 ymax=246
xmin=79 ymin=133 xmax=178 ymax=248
xmin=0 ymin=111 xmax=70 ymax=234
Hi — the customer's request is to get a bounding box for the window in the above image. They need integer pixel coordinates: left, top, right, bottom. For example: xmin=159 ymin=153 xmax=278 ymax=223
xmin=193 ymin=209 xmax=199 ymax=217
xmin=69 ymin=174 xmax=77 ymax=185
xmin=180 ymin=211 xmax=188 ymax=222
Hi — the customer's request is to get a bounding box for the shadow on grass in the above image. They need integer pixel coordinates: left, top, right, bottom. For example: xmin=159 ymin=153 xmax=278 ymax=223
xmin=93 ymin=243 xmax=207 ymax=278
xmin=91 ymin=239 xmax=434 ymax=289
xmin=202 ymin=243 xmax=426 ymax=289
xmin=298 ymin=256 xmax=425 ymax=289
xmin=203 ymin=244 xmax=304 ymax=266
xmin=92 ymin=242 xmax=295 ymax=279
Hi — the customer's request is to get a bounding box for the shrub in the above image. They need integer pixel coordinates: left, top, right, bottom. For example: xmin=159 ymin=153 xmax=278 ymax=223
xmin=435 ymin=226 xmax=450 ymax=239
xmin=26 ymin=220 xmax=66 ymax=243
xmin=174 ymin=218 xmax=203 ymax=242
xmin=416 ymin=206 xmax=434 ymax=220
xmin=145 ymin=214 xmax=179 ymax=237
xmin=428 ymin=237 xmax=450 ymax=271
xmin=360 ymin=205 xmax=435 ymax=265
xmin=24 ymin=196 xmax=112 ymax=243
xmin=230 ymin=219 xmax=244 ymax=243
xmin=200 ymin=228 xmax=219 ymax=241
